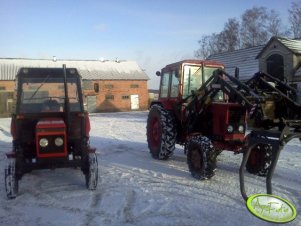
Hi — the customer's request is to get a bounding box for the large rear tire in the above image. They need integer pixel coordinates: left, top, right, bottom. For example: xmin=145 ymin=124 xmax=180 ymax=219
xmin=5 ymin=158 xmax=19 ymax=199
xmin=246 ymin=143 xmax=273 ymax=177
xmin=85 ymin=153 xmax=98 ymax=190
xmin=186 ymin=136 xmax=217 ymax=180
xmin=146 ymin=104 xmax=177 ymax=160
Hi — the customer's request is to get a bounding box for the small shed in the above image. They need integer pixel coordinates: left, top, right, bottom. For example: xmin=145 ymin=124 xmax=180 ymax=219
xmin=256 ymin=37 xmax=301 ymax=86
xmin=207 ymin=36 xmax=301 ymax=90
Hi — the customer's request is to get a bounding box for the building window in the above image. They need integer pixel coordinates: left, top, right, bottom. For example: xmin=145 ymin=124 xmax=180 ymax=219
xmin=105 ymin=84 xmax=114 ymax=89
xmin=94 ymin=83 xmax=99 ymax=93
xmin=130 ymin=84 xmax=139 ymax=88
xmin=121 ymin=95 xmax=129 ymax=100
xmin=83 ymin=80 xmax=93 ymax=90
xmin=105 ymin=95 xmax=114 ymax=100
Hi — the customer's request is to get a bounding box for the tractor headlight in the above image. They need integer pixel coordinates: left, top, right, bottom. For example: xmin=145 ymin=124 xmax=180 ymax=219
xmin=238 ymin=125 xmax=245 ymax=133
xmin=227 ymin=125 xmax=234 ymax=133
xmin=39 ymin=138 xmax=49 ymax=147
xmin=55 ymin=137 xmax=64 ymax=146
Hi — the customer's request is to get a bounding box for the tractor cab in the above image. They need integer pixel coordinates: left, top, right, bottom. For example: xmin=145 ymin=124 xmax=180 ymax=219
xmin=156 ymin=60 xmax=224 ymax=106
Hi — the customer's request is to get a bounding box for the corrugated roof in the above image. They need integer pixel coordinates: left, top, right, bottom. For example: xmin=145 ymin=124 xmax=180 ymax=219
xmin=277 ymin=37 xmax=301 ymax=55
xmin=207 ymin=45 xmax=263 ymax=81
xmin=0 ymin=58 xmax=149 ymax=81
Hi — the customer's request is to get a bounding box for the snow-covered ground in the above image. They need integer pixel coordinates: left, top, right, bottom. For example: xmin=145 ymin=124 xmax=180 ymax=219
xmin=0 ymin=111 xmax=300 ymax=226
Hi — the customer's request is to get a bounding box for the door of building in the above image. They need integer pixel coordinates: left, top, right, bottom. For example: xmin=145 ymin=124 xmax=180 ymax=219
xmin=87 ymin=95 xmax=97 ymax=113
xmin=266 ymin=54 xmax=284 ymax=80
xmin=130 ymin=94 xmax=139 ymax=110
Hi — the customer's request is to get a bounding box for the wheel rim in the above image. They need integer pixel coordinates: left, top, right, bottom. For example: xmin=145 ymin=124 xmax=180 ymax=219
xmin=191 ymin=148 xmax=202 ymax=170
xmin=249 ymin=146 xmax=264 ymax=169
xmin=149 ymin=117 xmax=161 ymax=148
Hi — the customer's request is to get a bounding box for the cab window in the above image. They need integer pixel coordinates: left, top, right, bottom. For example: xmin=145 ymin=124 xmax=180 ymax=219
xmin=183 ymin=65 xmax=202 ymax=98
xmin=170 ymin=71 xmax=179 ymax=98
xmin=159 ymin=72 xmax=170 ymax=98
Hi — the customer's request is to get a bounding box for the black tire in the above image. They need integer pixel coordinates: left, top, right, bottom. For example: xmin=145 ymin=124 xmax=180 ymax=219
xmin=5 ymin=158 xmax=19 ymax=199
xmin=186 ymin=136 xmax=217 ymax=180
xmin=246 ymin=143 xmax=273 ymax=177
xmin=146 ymin=104 xmax=177 ymax=160
xmin=85 ymin=153 xmax=98 ymax=190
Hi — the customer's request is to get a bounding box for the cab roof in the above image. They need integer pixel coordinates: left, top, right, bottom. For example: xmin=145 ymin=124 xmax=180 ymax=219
xmin=164 ymin=59 xmax=224 ymax=69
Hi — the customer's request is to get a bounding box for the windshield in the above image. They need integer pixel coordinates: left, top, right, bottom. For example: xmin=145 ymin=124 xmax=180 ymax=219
xmin=204 ymin=66 xmax=224 ymax=101
xmin=19 ymin=77 xmax=81 ymax=113
xmin=204 ymin=66 xmax=220 ymax=81
xmin=182 ymin=65 xmax=223 ymax=99
xmin=183 ymin=65 xmax=202 ymax=98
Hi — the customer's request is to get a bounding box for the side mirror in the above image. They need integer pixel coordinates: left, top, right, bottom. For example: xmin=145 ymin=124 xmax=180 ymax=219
xmin=235 ymin=67 xmax=240 ymax=79
xmin=156 ymin=71 xmax=161 ymax=76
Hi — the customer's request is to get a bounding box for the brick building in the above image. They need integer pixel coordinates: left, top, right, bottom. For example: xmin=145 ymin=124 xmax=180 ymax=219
xmin=0 ymin=58 xmax=149 ymax=116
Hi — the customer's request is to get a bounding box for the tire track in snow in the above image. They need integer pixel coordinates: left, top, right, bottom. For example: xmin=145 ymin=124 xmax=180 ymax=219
xmin=81 ymin=191 xmax=103 ymax=226
xmin=123 ymin=189 xmax=136 ymax=224
xmin=101 ymin=163 xmax=244 ymax=212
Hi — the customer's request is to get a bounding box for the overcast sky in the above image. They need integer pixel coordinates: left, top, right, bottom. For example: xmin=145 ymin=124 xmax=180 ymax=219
xmin=0 ymin=0 xmax=296 ymax=88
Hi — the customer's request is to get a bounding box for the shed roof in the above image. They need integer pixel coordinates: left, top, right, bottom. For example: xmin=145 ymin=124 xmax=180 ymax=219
xmin=256 ymin=37 xmax=301 ymax=58
xmin=207 ymin=45 xmax=264 ymax=80
xmin=0 ymin=58 xmax=149 ymax=81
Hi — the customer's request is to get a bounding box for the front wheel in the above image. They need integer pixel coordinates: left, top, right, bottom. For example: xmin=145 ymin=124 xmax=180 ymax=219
xmin=85 ymin=153 xmax=98 ymax=190
xmin=186 ymin=136 xmax=217 ymax=180
xmin=5 ymin=158 xmax=19 ymax=199
xmin=246 ymin=143 xmax=273 ymax=177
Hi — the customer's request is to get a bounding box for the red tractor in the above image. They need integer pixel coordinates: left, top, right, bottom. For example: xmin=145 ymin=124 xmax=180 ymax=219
xmin=147 ymin=60 xmax=301 ymax=199
xmin=5 ymin=66 xmax=98 ymax=199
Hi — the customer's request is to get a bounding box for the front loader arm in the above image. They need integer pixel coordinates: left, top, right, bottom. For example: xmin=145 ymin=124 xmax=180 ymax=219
xmin=187 ymin=69 xmax=263 ymax=120
xmin=185 ymin=69 xmax=301 ymax=200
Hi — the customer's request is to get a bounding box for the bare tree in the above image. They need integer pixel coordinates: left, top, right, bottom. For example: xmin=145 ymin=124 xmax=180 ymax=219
xmin=220 ymin=18 xmax=240 ymax=51
xmin=194 ymin=35 xmax=212 ymax=59
xmin=267 ymin=10 xmax=283 ymax=37
xmin=195 ymin=19 xmax=239 ymax=59
xmin=240 ymin=7 xmax=269 ymax=48
xmin=288 ymin=1 xmax=301 ymax=38
xmin=195 ymin=6 xmax=287 ymax=57
xmin=195 ymin=33 xmax=223 ymax=59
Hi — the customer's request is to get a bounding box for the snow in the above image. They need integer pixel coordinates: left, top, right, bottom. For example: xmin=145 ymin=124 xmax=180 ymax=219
xmin=0 ymin=111 xmax=300 ymax=226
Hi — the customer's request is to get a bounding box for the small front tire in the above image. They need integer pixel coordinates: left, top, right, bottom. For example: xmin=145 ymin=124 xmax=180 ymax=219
xmin=186 ymin=136 xmax=217 ymax=180
xmin=85 ymin=153 xmax=98 ymax=190
xmin=246 ymin=143 xmax=273 ymax=177
xmin=5 ymin=158 xmax=19 ymax=199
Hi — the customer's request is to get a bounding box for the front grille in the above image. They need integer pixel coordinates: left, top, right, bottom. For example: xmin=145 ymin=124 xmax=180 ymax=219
xmin=229 ymin=108 xmax=245 ymax=124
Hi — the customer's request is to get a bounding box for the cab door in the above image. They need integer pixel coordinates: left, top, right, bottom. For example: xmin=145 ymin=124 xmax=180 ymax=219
xmin=158 ymin=69 xmax=179 ymax=110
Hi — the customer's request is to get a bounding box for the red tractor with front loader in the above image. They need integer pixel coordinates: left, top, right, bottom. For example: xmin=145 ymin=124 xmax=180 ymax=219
xmin=5 ymin=65 xmax=98 ymax=199
xmin=146 ymin=59 xmax=301 ymax=200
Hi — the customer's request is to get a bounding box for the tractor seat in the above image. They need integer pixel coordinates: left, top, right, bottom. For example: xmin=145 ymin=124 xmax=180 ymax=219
xmin=42 ymin=100 xmax=60 ymax=112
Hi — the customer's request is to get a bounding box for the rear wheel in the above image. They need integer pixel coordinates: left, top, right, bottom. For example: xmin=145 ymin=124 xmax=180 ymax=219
xmin=85 ymin=153 xmax=98 ymax=190
xmin=186 ymin=136 xmax=217 ymax=180
xmin=5 ymin=158 xmax=19 ymax=199
xmin=246 ymin=143 xmax=273 ymax=176
xmin=146 ymin=104 xmax=177 ymax=160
